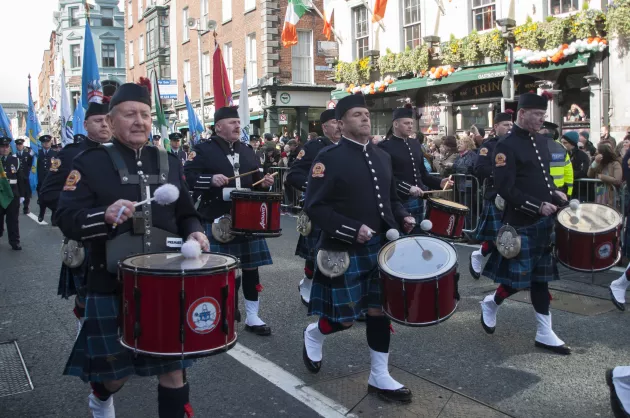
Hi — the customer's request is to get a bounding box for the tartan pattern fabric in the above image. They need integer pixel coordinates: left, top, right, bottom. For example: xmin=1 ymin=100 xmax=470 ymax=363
xmin=57 ymin=251 xmax=90 ymax=302
xmin=403 ymin=197 xmax=425 ymax=224
xmin=474 ymin=201 xmax=503 ymax=242
xmin=308 ymin=236 xmax=383 ymax=322
xmin=64 ymin=294 xmax=192 ymax=382
xmin=295 ymin=225 xmax=322 ymax=261
xmin=204 ymin=223 xmax=273 ymax=269
xmin=482 ymin=216 xmax=559 ymax=289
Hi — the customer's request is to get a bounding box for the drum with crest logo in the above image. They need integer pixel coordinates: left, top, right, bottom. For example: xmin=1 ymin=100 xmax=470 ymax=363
xmin=555 ymin=203 xmax=622 ymax=272
xmin=425 ymin=198 xmax=469 ymax=239
xmin=119 ymin=252 xmax=238 ymax=358
xmin=230 ymin=190 xmax=282 ymax=237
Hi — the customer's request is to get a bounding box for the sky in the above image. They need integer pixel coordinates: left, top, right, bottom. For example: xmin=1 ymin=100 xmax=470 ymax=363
xmin=0 ymin=0 xmax=124 ymax=104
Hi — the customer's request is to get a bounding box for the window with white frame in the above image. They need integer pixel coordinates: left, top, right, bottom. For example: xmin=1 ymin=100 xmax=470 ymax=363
xmin=244 ymin=0 xmax=256 ymax=12
xmin=246 ymin=33 xmax=257 ymax=85
xmin=182 ymin=7 xmax=190 ymax=42
xmin=138 ymin=0 xmax=143 ymax=20
xmin=403 ymin=0 xmax=421 ymax=49
xmin=139 ymin=34 xmax=145 ymax=62
xmin=69 ymin=6 xmax=80 ymax=27
xmin=184 ymin=60 xmax=191 ymax=93
xmin=200 ymin=0 xmax=208 ymax=31
xmin=472 ymin=0 xmax=496 ymax=32
xmin=128 ymin=0 xmax=133 ymax=27
xmin=147 ymin=18 xmax=156 ymax=53
xmin=224 ymin=43 xmax=233 ymax=88
xmin=549 ymin=0 xmax=579 ymax=15
xmin=202 ymin=52 xmax=211 ymax=94
xmin=102 ymin=7 xmax=114 ymax=26
xmin=129 ymin=40 xmax=134 ymax=67
xmin=102 ymin=44 xmax=116 ymax=67
xmin=222 ymin=0 xmax=232 ymax=23
xmin=71 ymin=44 xmax=81 ymax=68
xmin=353 ymin=6 xmax=369 ymax=59
xmin=292 ymin=30 xmax=313 ymax=84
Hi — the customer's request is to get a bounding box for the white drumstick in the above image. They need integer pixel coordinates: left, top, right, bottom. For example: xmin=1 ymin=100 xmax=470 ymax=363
xmin=386 ymin=229 xmax=400 ymax=241
xmin=420 ymin=220 xmax=433 ymax=232
xmin=113 ymin=184 xmax=180 ymax=228
xmin=181 ymin=239 xmax=202 ymax=259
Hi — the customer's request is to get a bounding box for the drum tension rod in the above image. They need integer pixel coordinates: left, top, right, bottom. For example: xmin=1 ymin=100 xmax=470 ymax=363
xmin=221 ymin=284 xmax=229 ymax=335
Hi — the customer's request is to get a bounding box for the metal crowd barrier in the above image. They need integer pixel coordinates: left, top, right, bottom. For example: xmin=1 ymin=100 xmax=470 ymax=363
xmin=269 ymin=166 xmax=303 ymax=213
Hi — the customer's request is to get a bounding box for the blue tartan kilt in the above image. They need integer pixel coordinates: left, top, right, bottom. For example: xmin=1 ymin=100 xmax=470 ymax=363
xmin=482 ymin=216 xmax=559 ymax=289
xmin=57 ymin=251 xmax=90 ymax=302
xmin=295 ymin=225 xmax=322 ymax=261
xmin=204 ymin=223 xmax=273 ymax=269
xmin=308 ymin=235 xmax=383 ymax=323
xmin=64 ymin=294 xmax=192 ymax=382
xmin=403 ymin=197 xmax=425 ymax=224
xmin=474 ymin=201 xmax=503 ymax=242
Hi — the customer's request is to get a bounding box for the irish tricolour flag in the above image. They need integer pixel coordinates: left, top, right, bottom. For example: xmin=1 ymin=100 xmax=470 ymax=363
xmin=282 ymin=0 xmax=310 ymax=47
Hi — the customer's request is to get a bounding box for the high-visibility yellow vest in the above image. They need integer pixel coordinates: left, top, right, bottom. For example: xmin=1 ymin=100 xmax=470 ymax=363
xmin=547 ymin=140 xmax=573 ymax=196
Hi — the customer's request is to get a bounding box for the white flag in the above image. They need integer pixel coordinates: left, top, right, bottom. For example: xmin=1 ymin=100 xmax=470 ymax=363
xmin=238 ymin=69 xmax=250 ymax=144
xmin=60 ymin=68 xmax=74 ymax=147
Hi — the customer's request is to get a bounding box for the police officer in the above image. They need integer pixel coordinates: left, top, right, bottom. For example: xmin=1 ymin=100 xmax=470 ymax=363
xmin=168 ymin=132 xmax=186 ymax=165
xmin=378 ymin=105 xmax=451 ymax=229
xmin=185 ymin=106 xmax=276 ymax=336
xmin=469 ymin=111 xmax=514 ymax=278
xmin=14 ymin=138 xmax=33 ymax=214
xmin=56 ymin=81 xmax=207 ymax=417
xmin=541 ymin=121 xmax=574 ymax=197
xmin=285 ymin=109 xmax=341 ymax=305
xmin=0 ymin=137 xmax=21 ymax=250
xmin=302 ymin=93 xmax=415 ymax=403
xmin=479 ymin=92 xmax=570 ymax=355
xmin=152 ymin=134 xmax=162 ymax=148
xmin=36 ymin=134 xmax=58 ymax=223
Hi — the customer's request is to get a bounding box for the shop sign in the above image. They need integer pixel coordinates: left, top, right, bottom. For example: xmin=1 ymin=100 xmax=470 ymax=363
xmin=279 ymin=113 xmax=288 ymax=125
xmin=279 ymin=92 xmax=291 ymax=104
xmin=417 ymin=105 xmax=442 ymax=132
xmin=452 ymin=75 xmax=538 ymax=101
xmin=327 ymin=100 xmax=336 ymax=109
xmin=158 ymin=80 xmax=178 ymax=99
xmin=317 ymin=41 xmax=339 ymax=57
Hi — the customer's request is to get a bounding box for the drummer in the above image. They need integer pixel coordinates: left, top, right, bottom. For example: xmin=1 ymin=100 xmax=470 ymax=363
xmin=56 ymin=80 xmax=208 ymax=417
xmin=479 ymin=92 xmax=571 ymax=355
xmin=378 ymin=104 xmax=452 ymax=231
xmin=609 ymin=145 xmax=630 ymax=310
xmin=469 ymin=111 xmax=513 ymax=279
xmin=285 ymin=108 xmax=341 ymax=305
xmin=302 ymin=93 xmax=416 ymax=403
xmin=185 ymin=106 xmax=276 ymax=336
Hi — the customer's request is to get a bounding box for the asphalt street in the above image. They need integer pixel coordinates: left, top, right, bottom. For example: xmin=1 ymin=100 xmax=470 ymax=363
xmin=0 ymin=206 xmax=629 ymax=418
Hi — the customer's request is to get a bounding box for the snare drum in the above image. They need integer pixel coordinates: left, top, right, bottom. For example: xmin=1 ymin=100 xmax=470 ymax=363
xmin=425 ymin=198 xmax=469 ymax=239
xmin=120 ymin=252 xmax=238 ymax=358
xmin=230 ymin=190 xmax=282 ymax=237
xmin=555 ymin=203 xmax=622 ymax=272
xmin=379 ymin=236 xmax=459 ymax=326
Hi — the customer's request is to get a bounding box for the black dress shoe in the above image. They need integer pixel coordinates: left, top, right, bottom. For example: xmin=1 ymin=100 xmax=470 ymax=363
xmin=610 ymin=288 xmax=626 ymax=311
xmin=534 ymin=341 xmax=571 ymax=355
xmin=10 ymin=244 xmax=22 ymax=251
xmin=367 ymin=385 xmax=412 ymax=403
xmin=302 ymin=328 xmax=321 ymax=373
xmin=23 ymin=208 xmax=29 ymax=215
xmin=607 ymin=368 xmax=630 ymax=418
xmin=244 ymin=324 xmax=271 ymax=336
xmin=480 ymin=312 xmax=495 ymax=334
xmin=37 ymin=216 xmax=44 ymax=223
xmin=469 ymin=253 xmax=481 ymax=280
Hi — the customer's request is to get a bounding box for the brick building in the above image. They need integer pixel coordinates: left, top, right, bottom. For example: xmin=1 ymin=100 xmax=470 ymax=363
xmin=37 ymin=32 xmax=56 ymax=133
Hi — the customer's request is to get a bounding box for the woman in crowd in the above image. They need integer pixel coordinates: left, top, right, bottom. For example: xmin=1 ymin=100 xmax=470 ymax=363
xmin=588 ymin=142 xmax=623 ymax=208
xmin=434 ymin=135 xmax=458 ymax=177
xmin=452 ymin=135 xmax=478 ymax=229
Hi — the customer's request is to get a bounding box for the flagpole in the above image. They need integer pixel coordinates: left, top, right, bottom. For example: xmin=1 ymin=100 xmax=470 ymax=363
xmin=363 ymin=0 xmax=386 ymax=31
xmin=305 ymin=1 xmax=344 ymax=44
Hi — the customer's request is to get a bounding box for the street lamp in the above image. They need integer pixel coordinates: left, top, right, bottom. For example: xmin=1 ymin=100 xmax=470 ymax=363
xmin=497 ymin=18 xmax=516 ymax=112
xmin=187 ymin=17 xmax=217 ymax=132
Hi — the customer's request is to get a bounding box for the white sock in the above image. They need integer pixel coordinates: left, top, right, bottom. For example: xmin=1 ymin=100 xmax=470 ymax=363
xmin=535 ymin=312 xmax=565 ymax=347
xmin=611 ymin=274 xmax=630 ymax=303
xmin=480 ymin=293 xmax=498 ymax=328
xmin=304 ymin=322 xmax=325 ymax=361
xmin=244 ymin=299 xmax=266 ymax=327
xmin=88 ymin=393 xmax=115 ymax=418
xmin=367 ymin=349 xmax=403 ymax=390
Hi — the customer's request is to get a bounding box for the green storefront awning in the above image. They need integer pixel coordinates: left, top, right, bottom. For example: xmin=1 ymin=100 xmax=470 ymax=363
xmin=250 ymin=114 xmax=263 ymax=121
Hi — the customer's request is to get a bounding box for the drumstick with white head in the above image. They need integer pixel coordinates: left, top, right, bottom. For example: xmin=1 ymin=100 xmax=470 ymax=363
xmin=568 ymin=199 xmax=581 ymax=225
xmin=413 ymin=221 xmax=434 ymax=260
xmin=112 ymin=184 xmax=180 ymax=229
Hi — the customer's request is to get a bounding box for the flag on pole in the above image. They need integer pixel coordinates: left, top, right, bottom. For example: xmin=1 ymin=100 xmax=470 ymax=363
xmin=60 ymin=68 xmax=74 ymax=147
xmin=73 ymin=100 xmax=87 ymax=137
xmin=26 ymin=76 xmax=42 ymax=192
xmin=323 ymin=0 xmax=336 ymax=40
xmin=238 ymin=69 xmax=250 ymax=144
xmin=185 ymin=90 xmax=204 ymax=145
xmin=282 ymin=0 xmax=309 ymax=47
xmin=150 ymin=73 xmax=170 ymax=151
xmin=212 ymin=40 xmax=233 ymax=109
xmin=372 ymin=0 xmax=388 ymax=22
xmin=81 ymin=22 xmax=102 ymax=110
xmin=49 ymin=98 xmax=58 ymax=112
xmin=0 ymin=105 xmax=16 ymax=154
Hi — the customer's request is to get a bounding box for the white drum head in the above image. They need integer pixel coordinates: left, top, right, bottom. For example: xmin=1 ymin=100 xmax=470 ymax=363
xmin=378 ymin=236 xmax=457 ymax=280
xmin=121 ymin=252 xmax=238 ymax=273
xmin=557 ymin=203 xmax=621 ymax=233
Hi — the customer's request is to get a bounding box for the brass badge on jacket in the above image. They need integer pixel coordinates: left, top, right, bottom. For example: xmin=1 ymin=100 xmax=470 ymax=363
xmin=50 ymin=157 xmax=61 ymax=172
xmin=479 ymin=147 xmax=488 ymax=156
xmin=63 ymin=170 xmax=81 ymax=191
xmin=296 ymin=150 xmax=305 ymax=160
xmin=495 ymin=153 xmax=506 ymax=167
xmin=312 ymin=162 xmax=325 ymax=178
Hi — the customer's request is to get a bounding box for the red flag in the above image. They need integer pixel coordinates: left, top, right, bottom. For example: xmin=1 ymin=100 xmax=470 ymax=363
xmin=212 ymin=41 xmax=233 ymax=109
xmin=372 ymin=0 xmax=387 ymax=22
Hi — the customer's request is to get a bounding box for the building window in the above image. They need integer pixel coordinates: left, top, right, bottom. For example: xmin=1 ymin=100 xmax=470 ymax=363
xmin=128 ymin=0 xmax=133 ymax=27
xmin=69 ymin=7 xmax=80 ymax=27
xmin=224 ymin=43 xmax=233 ymax=88
xmin=147 ymin=18 xmax=156 ymax=54
xmin=129 ymin=40 xmax=134 ymax=67
xmin=71 ymin=44 xmax=81 ymax=68
xmin=101 ymin=7 xmax=114 ymax=26
xmin=246 ymin=33 xmax=257 ymax=85
xmin=160 ymin=15 xmax=170 ymax=47
xmin=292 ymin=31 xmax=313 ymax=84
xmin=472 ymin=0 xmax=496 ymax=32
xmin=222 ymin=0 xmax=232 ymax=22
xmin=403 ymin=0 xmax=421 ymax=49
xmin=353 ymin=6 xmax=369 ymax=59
xmin=244 ymin=0 xmax=256 ymax=12
xmin=184 ymin=60 xmax=191 ymax=93
xmin=138 ymin=0 xmax=144 ymax=20
xmin=183 ymin=8 xmax=190 ymax=42
xmin=139 ymin=34 xmax=145 ymax=62
xmin=202 ymin=53 xmax=211 ymax=94
xmin=102 ymin=44 xmax=116 ymax=67
xmin=549 ymin=0 xmax=579 ymax=15
xmin=200 ymin=0 xmax=208 ymax=31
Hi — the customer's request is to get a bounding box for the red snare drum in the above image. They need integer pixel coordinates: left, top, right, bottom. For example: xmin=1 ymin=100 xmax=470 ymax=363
xmin=425 ymin=198 xmax=469 ymax=239
xmin=230 ymin=190 xmax=282 ymax=237
xmin=555 ymin=203 xmax=622 ymax=272
xmin=379 ymin=236 xmax=459 ymax=326
xmin=120 ymin=252 xmax=238 ymax=358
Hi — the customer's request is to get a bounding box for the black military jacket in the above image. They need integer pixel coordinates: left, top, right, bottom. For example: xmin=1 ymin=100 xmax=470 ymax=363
xmin=285 ymin=136 xmax=334 ymax=192
xmin=15 ymin=149 xmax=32 ymax=180
xmin=1 ymin=154 xmax=20 ymax=197
xmin=170 ymin=147 xmax=187 ymax=166
xmin=37 ymin=148 xmax=59 ymax=184
xmin=474 ymin=135 xmax=500 ymax=201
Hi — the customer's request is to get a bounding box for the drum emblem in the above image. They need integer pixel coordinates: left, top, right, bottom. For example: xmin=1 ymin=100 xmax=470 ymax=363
xmin=260 ymin=203 xmax=268 ymax=229
xmin=446 ymin=215 xmax=455 ymax=236
xmin=596 ymin=242 xmax=613 ymax=259
xmin=187 ymin=297 xmax=221 ymax=334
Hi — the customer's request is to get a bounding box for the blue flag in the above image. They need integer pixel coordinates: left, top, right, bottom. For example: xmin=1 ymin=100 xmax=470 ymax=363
xmin=81 ymin=22 xmax=102 ymax=110
xmin=26 ymin=78 xmax=41 ymax=192
xmin=185 ymin=91 xmax=204 ymax=145
xmin=73 ymin=102 xmax=87 ymax=137
xmin=0 ymin=104 xmax=16 ymax=154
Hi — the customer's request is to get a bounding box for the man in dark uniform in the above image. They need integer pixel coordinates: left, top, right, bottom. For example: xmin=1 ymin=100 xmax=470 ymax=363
xmin=36 ymin=134 xmax=59 ymax=223
xmin=469 ymin=111 xmax=513 ymax=278
xmin=185 ymin=106 xmax=276 ymax=336
xmin=378 ymin=105 xmax=451 ymax=230
xmin=302 ymin=94 xmax=416 ymax=403
xmin=169 ymin=133 xmax=186 ymax=166
xmin=480 ymin=93 xmax=570 ymax=355
xmin=610 ymin=146 xmax=630 ymax=311
xmin=152 ymin=134 xmax=162 ymax=148
xmin=15 ymin=138 xmax=33 ymax=214
xmin=56 ymin=81 xmax=207 ymax=417
xmin=39 ymin=100 xmax=111 ymax=335
xmin=285 ymin=109 xmax=341 ymax=305
xmin=0 ymin=137 xmax=21 ymax=250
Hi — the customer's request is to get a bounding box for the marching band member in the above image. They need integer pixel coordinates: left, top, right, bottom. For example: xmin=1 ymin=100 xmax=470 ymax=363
xmin=36 ymin=134 xmax=58 ymax=223
xmin=302 ymin=93 xmax=416 ymax=402
xmin=15 ymin=138 xmax=33 ymax=214
xmin=56 ymin=80 xmax=206 ymax=418
xmin=479 ymin=93 xmax=571 ymax=355
xmin=0 ymin=137 xmax=21 ymax=250
xmin=469 ymin=111 xmax=513 ymax=278
xmin=169 ymin=133 xmax=187 ymax=166
xmin=609 ymin=145 xmax=630 ymax=311
xmin=285 ymin=109 xmax=341 ymax=305
xmin=185 ymin=106 xmax=276 ymax=336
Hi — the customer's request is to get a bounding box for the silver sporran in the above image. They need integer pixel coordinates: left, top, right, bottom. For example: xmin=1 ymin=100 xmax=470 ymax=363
xmin=296 ymin=210 xmax=312 ymax=236
xmin=495 ymin=195 xmax=506 ymax=211
xmin=61 ymin=239 xmax=86 ymax=268
xmin=211 ymin=215 xmax=235 ymax=243
xmin=496 ymin=224 xmax=521 ymax=259
xmin=316 ymin=250 xmax=350 ymax=278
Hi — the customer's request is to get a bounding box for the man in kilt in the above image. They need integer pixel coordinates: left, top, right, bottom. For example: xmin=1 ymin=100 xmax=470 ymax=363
xmin=378 ymin=105 xmax=451 ymax=232
xmin=609 ymin=144 xmax=630 ymax=311
xmin=285 ymin=109 xmax=341 ymax=305
xmin=302 ymin=93 xmax=416 ymax=403
xmin=40 ymin=100 xmax=111 ymax=334
xmin=469 ymin=111 xmax=513 ymax=279
xmin=56 ymin=80 xmax=208 ymax=417
xmin=479 ymin=93 xmax=571 ymax=355
xmin=185 ymin=106 xmax=276 ymax=336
